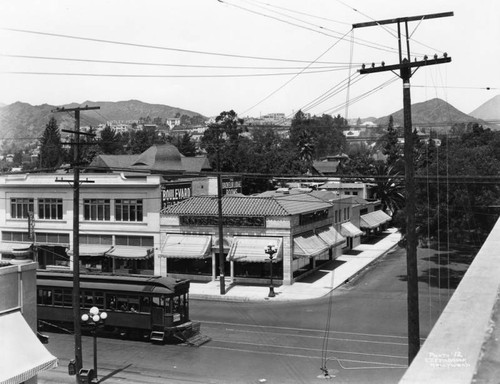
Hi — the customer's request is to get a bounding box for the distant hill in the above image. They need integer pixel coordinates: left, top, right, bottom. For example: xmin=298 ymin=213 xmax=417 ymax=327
xmin=470 ymin=94 xmax=500 ymax=121
xmin=373 ymin=98 xmax=484 ymax=129
xmin=0 ymin=100 xmax=205 ymax=150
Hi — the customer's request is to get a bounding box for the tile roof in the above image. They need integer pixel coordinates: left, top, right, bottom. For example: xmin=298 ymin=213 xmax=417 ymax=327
xmin=161 ymin=193 xmax=332 ymax=217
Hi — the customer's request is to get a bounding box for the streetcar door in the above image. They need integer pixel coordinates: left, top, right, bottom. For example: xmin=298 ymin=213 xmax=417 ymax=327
xmin=151 ymin=306 xmax=165 ymax=329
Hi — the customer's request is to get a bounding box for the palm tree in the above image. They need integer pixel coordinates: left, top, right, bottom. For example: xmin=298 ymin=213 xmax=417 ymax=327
xmin=369 ymin=163 xmax=405 ymax=216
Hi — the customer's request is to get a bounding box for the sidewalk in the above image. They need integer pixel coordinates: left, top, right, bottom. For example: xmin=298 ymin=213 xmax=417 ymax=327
xmin=189 ymin=228 xmax=401 ymax=302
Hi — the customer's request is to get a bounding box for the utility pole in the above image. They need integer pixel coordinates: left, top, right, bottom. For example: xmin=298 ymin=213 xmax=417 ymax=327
xmin=52 ymin=105 xmax=99 ymax=376
xmin=216 ymin=127 xmax=226 ymax=295
xmin=353 ymin=12 xmax=452 ymax=364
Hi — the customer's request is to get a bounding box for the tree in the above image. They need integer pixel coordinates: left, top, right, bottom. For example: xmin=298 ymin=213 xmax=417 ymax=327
xmin=412 ymin=125 xmax=500 ymax=245
xmin=176 ymin=132 xmax=197 ymax=156
xmin=290 ymin=111 xmax=347 ymax=160
xmin=129 ymin=126 xmax=167 ymax=154
xmin=98 ymin=125 xmax=123 ymax=154
xmin=39 ymin=117 xmax=65 ymax=169
xmin=380 ymin=115 xmax=401 ymax=168
xmin=200 ymin=110 xmax=244 ymax=172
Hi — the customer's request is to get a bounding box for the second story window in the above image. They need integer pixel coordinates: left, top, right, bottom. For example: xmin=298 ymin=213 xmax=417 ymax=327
xmin=11 ymin=198 xmax=34 ymax=219
xmin=84 ymin=199 xmax=111 ymax=221
xmin=38 ymin=198 xmax=63 ymax=220
xmin=115 ymin=199 xmax=143 ymax=222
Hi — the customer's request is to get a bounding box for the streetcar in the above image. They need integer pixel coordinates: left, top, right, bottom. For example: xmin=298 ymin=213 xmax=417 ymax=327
xmin=36 ymin=270 xmax=200 ymax=343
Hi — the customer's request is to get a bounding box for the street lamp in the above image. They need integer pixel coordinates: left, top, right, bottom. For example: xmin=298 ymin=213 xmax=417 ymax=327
xmin=81 ymin=306 xmax=107 ymax=383
xmin=264 ymin=243 xmax=278 ymax=297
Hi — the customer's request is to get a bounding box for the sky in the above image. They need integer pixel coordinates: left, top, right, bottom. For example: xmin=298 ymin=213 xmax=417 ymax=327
xmin=0 ymin=0 xmax=499 ymax=120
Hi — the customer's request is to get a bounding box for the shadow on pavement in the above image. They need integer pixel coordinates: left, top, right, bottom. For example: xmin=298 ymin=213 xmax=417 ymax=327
xmin=99 ymin=363 xmax=133 ymax=383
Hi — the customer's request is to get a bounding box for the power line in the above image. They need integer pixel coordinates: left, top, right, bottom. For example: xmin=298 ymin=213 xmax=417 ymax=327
xmin=221 ymin=0 xmax=399 ymax=54
xmin=2 ymin=67 xmax=345 ymax=78
xmin=1 ymin=27 xmax=343 ymax=65
xmin=0 ymin=53 xmax=359 ymax=70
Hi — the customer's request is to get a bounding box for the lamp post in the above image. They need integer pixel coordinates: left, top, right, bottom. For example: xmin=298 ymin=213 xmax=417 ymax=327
xmin=81 ymin=306 xmax=107 ymax=383
xmin=264 ymin=243 xmax=277 ymax=297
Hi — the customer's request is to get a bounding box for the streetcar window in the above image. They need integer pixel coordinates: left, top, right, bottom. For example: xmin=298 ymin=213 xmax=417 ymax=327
xmin=140 ymin=296 xmax=151 ymax=313
xmin=37 ymin=289 xmax=52 ymax=305
xmin=53 ymin=289 xmax=63 ymax=306
xmin=117 ymin=296 xmax=128 ymax=311
xmin=82 ymin=290 xmax=94 ymax=308
xmin=106 ymin=295 xmax=117 ymax=310
xmin=94 ymin=292 xmax=104 ymax=309
xmin=152 ymin=295 xmax=167 ymax=309
xmin=172 ymin=296 xmax=180 ymax=312
xmin=63 ymin=289 xmax=73 ymax=307
xmin=129 ymin=296 xmax=139 ymax=313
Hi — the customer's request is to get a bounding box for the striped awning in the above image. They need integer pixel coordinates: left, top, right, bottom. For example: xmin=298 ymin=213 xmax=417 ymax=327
xmin=293 ymin=232 xmax=329 ymax=259
xmin=66 ymin=244 xmax=113 ymax=257
xmin=104 ymin=246 xmax=153 ymax=260
xmin=360 ymin=210 xmax=392 ymax=229
xmin=0 ymin=311 xmax=58 ymax=384
xmin=340 ymin=222 xmax=364 ymax=238
xmin=227 ymin=237 xmax=282 ymax=263
xmin=159 ymin=234 xmax=212 ymax=259
xmin=0 ymin=242 xmax=33 ymax=256
xmin=317 ymin=226 xmax=346 ymax=248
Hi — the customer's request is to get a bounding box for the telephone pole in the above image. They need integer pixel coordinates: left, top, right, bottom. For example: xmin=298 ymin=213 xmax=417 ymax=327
xmin=52 ymin=105 xmax=99 ymax=376
xmin=353 ymin=12 xmax=453 ymax=363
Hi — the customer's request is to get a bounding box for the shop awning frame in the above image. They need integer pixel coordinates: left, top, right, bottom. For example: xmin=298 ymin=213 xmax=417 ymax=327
xmin=66 ymin=244 xmax=113 ymax=257
xmin=340 ymin=222 xmax=364 ymax=238
xmin=159 ymin=234 xmax=212 ymax=259
xmin=227 ymin=237 xmax=283 ymax=263
xmin=317 ymin=226 xmax=346 ymax=248
xmin=293 ymin=232 xmax=329 ymax=259
xmin=104 ymin=246 xmax=154 ymax=260
xmin=0 ymin=310 xmax=58 ymax=384
xmin=360 ymin=210 xmax=392 ymax=229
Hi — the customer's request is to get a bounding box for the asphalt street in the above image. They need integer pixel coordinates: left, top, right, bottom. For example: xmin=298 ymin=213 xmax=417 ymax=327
xmin=38 ymin=243 xmax=475 ymax=384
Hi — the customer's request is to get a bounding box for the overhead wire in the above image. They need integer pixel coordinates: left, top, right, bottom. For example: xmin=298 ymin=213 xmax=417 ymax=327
xmin=240 ymin=28 xmax=353 ymax=115
xmin=0 ymin=53 xmax=356 ymax=70
xmin=0 ymin=27 xmax=342 ymax=65
xmin=232 ymin=0 xmax=398 ymax=54
xmin=3 ymin=68 xmax=345 ymax=78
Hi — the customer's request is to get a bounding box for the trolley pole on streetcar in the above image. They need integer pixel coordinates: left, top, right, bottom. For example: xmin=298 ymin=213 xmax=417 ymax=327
xmin=352 ymin=12 xmax=452 ymax=364
xmin=52 ymin=105 xmax=99 ymax=376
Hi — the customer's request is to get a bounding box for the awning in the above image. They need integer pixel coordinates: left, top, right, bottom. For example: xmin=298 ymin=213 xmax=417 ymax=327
xmin=0 ymin=242 xmax=33 ymax=256
xmin=0 ymin=311 xmax=58 ymax=384
xmin=293 ymin=232 xmax=329 ymax=259
xmin=340 ymin=222 xmax=363 ymax=238
xmin=67 ymin=244 xmax=113 ymax=257
xmin=159 ymin=234 xmax=212 ymax=259
xmin=317 ymin=226 xmax=346 ymax=248
xmin=227 ymin=237 xmax=282 ymax=263
xmin=104 ymin=246 xmax=153 ymax=260
xmin=360 ymin=210 xmax=392 ymax=229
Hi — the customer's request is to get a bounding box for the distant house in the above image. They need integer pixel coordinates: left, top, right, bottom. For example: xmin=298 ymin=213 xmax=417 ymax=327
xmin=89 ymin=143 xmax=211 ymax=175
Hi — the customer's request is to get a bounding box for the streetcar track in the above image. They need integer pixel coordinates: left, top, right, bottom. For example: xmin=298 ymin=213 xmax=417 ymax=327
xmin=204 ymin=344 xmax=408 ymax=368
xmin=218 ymin=327 xmax=408 ymax=346
xmin=199 ymin=319 xmax=410 ymax=340
xmin=210 ymin=338 xmax=407 ymax=360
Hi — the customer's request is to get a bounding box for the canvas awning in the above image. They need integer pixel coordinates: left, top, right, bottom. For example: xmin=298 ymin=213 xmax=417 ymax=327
xmin=66 ymin=244 xmax=113 ymax=257
xmin=293 ymin=232 xmax=329 ymax=259
xmin=360 ymin=210 xmax=392 ymax=229
xmin=227 ymin=237 xmax=282 ymax=263
xmin=104 ymin=246 xmax=153 ymax=260
xmin=340 ymin=222 xmax=364 ymax=238
xmin=0 ymin=311 xmax=58 ymax=384
xmin=317 ymin=226 xmax=346 ymax=248
xmin=159 ymin=234 xmax=212 ymax=259
xmin=0 ymin=242 xmax=33 ymax=256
